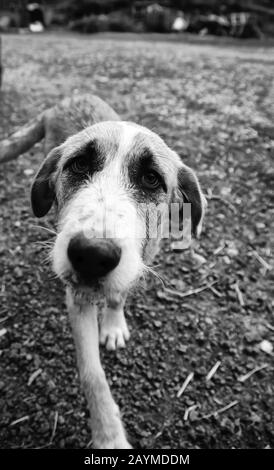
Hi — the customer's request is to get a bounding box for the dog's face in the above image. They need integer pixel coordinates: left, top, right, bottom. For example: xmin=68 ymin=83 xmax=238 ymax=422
xmin=31 ymin=121 xmax=206 ymax=301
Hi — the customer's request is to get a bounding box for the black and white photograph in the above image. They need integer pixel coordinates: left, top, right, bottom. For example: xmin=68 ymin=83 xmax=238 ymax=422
xmin=0 ymin=0 xmax=273 ymax=456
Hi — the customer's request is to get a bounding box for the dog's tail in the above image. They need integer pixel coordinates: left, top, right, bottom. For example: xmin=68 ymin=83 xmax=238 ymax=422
xmin=0 ymin=94 xmax=121 ymax=165
xmin=0 ymin=113 xmax=45 ymax=164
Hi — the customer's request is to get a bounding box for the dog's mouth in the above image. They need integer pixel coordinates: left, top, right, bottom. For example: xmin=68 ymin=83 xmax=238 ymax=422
xmin=61 ymin=271 xmax=107 ymax=304
xmin=62 ymin=271 xmax=104 ymax=291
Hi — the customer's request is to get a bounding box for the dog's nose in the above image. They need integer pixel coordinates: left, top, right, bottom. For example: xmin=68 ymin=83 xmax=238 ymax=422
xmin=67 ymin=233 xmax=121 ymax=282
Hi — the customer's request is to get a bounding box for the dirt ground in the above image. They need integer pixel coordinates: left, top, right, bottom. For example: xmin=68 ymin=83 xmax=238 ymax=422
xmin=0 ymin=33 xmax=273 ymax=449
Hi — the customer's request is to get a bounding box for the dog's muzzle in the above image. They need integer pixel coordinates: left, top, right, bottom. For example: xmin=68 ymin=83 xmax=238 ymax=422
xmin=67 ymin=233 xmax=121 ymax=284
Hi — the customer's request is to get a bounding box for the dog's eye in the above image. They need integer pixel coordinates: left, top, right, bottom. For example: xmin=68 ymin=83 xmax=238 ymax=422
xmin=70 ymin=156 xmax=89 ymax=174
xmin=141 ymin=171 xmax=162 ymax=190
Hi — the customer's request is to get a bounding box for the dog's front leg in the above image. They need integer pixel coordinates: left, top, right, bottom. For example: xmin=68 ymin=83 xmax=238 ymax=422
xmin=67 ymin=289 xmax=131 ymax=449
xmin=100 ymin=293 xmax=130 ymax=351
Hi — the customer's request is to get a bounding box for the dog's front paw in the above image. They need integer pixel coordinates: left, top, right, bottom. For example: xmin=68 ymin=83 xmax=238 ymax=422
xmin=93 ymin=409 xmax=132 ymax=449
xmin=100 ymin=312 xmax=130 ymax=350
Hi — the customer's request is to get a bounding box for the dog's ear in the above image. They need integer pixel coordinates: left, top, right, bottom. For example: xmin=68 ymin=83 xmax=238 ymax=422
xmin=176 ymin=164 xmax=207 ymax=238
xmin=31 ymin=146 xmax=61 ymax=218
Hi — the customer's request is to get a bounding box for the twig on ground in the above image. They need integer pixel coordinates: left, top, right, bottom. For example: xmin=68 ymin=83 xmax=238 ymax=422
xmin=208 ymin=285 xmax=223 ymax=297
xmin=252 ymin=250 xmax=272 ymax=272
xmin=10 ymin=416 xmax=30 ymax=426
xmin=202 ymin=400 xmax=239 ymax=420
xmin=49 ymin=411 xmax=58 ymax=445
xmin=177 ymin=372 xmax=194 ymax=398
xmin=28 ymin=368 xmax=42 ymax=386
xmin=184 ymin=404 xmax=199 ymax=421
xmin=232 ymin=282 xmax=245 ymax=307
xmin=206 ymin=361 xmax=221 ymax=381
xmin=238 ymin=364 xmax=268 ymax=383
xmin=31 ymin=411 xmax=59 ymax=449
xmin=165 ymin=281 xmax=217 ymax=300
xmin=213 ymin=397 xmax=223 ymax=406
xmin=213 ymin=242 xmax=225 ymax=255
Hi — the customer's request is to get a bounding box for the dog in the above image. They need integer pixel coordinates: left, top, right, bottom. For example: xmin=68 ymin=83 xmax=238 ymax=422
xmin=1 ymin=94 xmax=206 ymax=448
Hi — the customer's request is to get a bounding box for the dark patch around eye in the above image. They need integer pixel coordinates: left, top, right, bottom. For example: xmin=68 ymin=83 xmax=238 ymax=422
xmin=58 ymin=140 xmax=106 ymax=208
xmin=128 ymin=148 xmax=167 ymax=193
xmin=63 ymin=140 xmax=105 ymax=174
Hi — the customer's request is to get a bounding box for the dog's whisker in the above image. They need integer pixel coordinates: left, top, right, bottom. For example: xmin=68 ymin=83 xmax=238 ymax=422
xmin=41 ymin=252 xmax=52 ymax=264
xmin=31 ymin=224 xmax=57 ymax=236
xmin=48 ymin=272 xmax=60 ymax=281
xmin=143 ymin=264 xmax=166 ymax=288
xmin=34 ymin=240 xmax=55 ymax=247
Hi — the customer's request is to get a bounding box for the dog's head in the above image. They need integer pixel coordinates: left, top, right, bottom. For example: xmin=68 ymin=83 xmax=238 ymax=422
xmin=31 ymin=121 xmax=206 ymax=301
